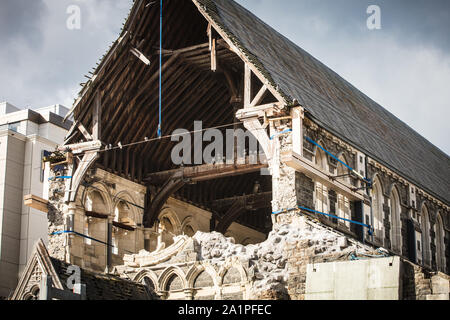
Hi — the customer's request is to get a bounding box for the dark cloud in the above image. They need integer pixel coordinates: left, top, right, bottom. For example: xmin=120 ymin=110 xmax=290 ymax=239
xmin=0 ymin=0 xmax=48 ymax=48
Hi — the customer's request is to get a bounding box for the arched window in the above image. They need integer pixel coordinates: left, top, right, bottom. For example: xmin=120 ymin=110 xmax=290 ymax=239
xmin=421 ymin=205 xmax=431 ymax=267
xmin=435 ymin=212 xmax=446 ymax=272
xmin=182 ymin=225 xmax=195 ymax=237
xmin=390 ymin=186 xmax=402 ymax=254
xmin=315 ymin=145 xmax=328 ymax=171
xmin=371 ymin=177 xmax=384 ymax=244
xmin=85 ymin=190 xmax=108 ymax=214
xmin=114 ymin=201 xmax=135 ymax=226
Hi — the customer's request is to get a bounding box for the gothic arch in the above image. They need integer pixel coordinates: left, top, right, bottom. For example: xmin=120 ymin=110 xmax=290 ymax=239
xmin=158 ymin=266 xmax=187 ymax=292
xmin=186 ymin=264 xmax=218 ymax=289
xmin=181 ymin=216 xmax=199 ymax=237
xmin=389 ymin=185 xmax=402 ymax=254
xmin=371 ymin=175 xmax=385 ymax=244
xmin=314 ymin=140 xmax=328 ymax=172
xmin=421 ymin=204 xmax=432 ymax=267
xmin=435 ymin=211 xmax=446 ymax=273
xmin=133 ymin=269 xmax=160 ymax=292
xmin=158 ymin=208 xmax=182 ymax=247
xmin=218 ymin=260 xmax=248 ymax=286
xmin=158 ymin=208 xmax=182 ymax=234
xmin=113 ymin=190 xmax=142 ymax=226
xmin=82 ymin=182 xmax=112 ymax=215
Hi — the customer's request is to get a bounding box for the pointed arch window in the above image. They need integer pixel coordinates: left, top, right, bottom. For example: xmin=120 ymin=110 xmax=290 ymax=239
xmin=435 ymin=212 xmax=446 ymax=273
xmin=390 ymin=187 xmax=402 ymax=254
xmin=421 ymin=205 xmax=431 ymax=267
xmin=314 ymin=145 xmax=328 ymax=172
xmin=371 ymin=177 xmax=384 ymax=244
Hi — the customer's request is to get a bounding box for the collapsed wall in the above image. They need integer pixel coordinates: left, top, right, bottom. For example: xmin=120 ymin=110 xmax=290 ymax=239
xmin=195 ymin=214 xmax=381 ymax=299
xmin=117 ymin=213 xmax=407 ymax=300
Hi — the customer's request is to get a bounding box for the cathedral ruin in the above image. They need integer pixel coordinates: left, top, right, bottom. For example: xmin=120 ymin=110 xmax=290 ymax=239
xmin=11 ymin=0 xmax=449 ymax=300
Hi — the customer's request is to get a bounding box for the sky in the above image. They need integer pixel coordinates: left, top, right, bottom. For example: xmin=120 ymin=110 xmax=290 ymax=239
xmin=0 ymin=0 xmax=449 ymax=155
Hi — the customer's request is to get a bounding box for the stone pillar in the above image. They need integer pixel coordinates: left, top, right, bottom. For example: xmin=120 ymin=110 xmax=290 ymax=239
xmin=270 ymin=118 xmax=298 ymax=226
xmin=144 ymin=229 xmax=152 ymax=252
xmin=184 ymin=289 xmax=194 ymax=300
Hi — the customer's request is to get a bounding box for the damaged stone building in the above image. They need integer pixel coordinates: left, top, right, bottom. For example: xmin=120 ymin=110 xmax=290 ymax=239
xmin=11 ymin=0 xmax=449 ymax=300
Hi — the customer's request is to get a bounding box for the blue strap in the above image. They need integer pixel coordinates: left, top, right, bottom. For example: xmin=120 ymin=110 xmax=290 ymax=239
xmin=270 ymin=129 xmax=292 ymax=140
xmin=48 ymin=176 xmax=72 ymax=181
xmin=158 ymin=0 xmax=163 ymax=138
xmin=305 ymin=137 xmax=372 ymax=185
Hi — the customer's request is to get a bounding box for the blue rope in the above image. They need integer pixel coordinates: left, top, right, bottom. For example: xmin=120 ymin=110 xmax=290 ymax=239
xmin=158 ymin=0 xmax=163 ymax=138
xmin=272 ymin=205 xmax=374 ymax=234
xmin=270 ymin=129 xmax=292 ymax=140
xmin=48 ymin=176 xmax=72 ymax=181
xmin=305 ymin=137 xmax=372 ymax=185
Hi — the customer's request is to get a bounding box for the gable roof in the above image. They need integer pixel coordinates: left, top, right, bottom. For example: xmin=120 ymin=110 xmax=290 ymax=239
xmin=11 ymin=239 xmax=156 ymax=300
xmin=194 ymin=0 xmax=450 ymax=205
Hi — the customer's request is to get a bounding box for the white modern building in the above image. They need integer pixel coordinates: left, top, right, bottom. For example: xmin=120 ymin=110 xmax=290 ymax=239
xmin=0 ymin=102 xmax=70 ymax=298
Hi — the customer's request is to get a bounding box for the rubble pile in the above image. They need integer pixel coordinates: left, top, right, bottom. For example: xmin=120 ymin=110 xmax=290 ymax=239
xmin=193 ymin=214 xmax=378 ymax=296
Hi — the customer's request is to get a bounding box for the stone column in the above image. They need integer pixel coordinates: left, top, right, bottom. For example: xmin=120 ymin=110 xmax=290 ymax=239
xmin=270 ymin=117 xmax=298 ymax=226
xmin=184 ymin=289 xmax=194 ymax=300
xmin=144 ymin=229 xmax=152 ymax=252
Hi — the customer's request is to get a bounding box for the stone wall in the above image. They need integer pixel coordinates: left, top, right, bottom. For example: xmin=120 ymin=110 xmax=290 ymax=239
xmin=301 ymin=119 xmax=449 ymax=275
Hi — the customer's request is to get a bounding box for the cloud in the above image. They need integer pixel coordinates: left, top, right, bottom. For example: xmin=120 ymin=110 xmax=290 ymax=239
xmin=0 ymin=0 xmax=48 ymax=48
xmin=0 ymin=0 xmax=132 ymax=108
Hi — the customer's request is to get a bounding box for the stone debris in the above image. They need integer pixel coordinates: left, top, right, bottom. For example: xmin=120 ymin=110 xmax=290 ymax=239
xmin=192 ymin=214 xmax=380 ymax=296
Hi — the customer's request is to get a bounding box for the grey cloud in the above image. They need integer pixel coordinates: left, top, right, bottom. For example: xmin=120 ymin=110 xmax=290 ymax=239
xmin=0 ymin=0 xmax=48 ymax=48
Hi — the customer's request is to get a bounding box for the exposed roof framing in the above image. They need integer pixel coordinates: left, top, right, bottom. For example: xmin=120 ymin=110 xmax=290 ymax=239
xmin=65 ymin=0 xmax=449 ymax=228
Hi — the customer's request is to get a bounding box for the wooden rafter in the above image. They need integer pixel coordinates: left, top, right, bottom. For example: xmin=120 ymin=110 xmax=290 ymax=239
xmin=215 ymin=199 xmax=246 ymax=234
xmin=144 ymin=175 xmax=186 ymax=227
xmin=145 ymin=157 xmax=267 ymax=185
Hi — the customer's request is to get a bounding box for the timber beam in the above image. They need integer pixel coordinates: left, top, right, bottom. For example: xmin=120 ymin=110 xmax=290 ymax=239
xmin=144 ymin=173 xmax=186 ymax=227
xmin=214 ymin=199 xmax=247 ymax=234
xmin=145 ymin=157 xmax=267 ymax=185
xmin=210 ymin=191 xmax=272 ymax=211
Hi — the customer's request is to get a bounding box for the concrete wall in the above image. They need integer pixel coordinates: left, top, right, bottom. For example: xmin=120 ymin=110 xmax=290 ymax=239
xmin=0 ymin=132 xmax=25 ymax=298
xmin=305 ymin=257 xmax=401 ymax=300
